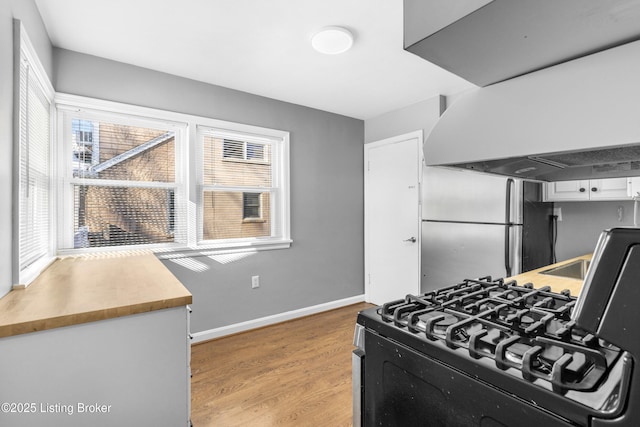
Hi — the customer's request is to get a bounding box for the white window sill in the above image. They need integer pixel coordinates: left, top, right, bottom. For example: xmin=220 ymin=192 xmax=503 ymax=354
xmin=56 ymin=239 xmax=293 ymax=261
xmin=161 ymin=239 xmax=293 ymax=260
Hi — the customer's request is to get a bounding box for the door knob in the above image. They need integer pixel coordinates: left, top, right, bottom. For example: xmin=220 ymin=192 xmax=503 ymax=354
xmin=403 ymin=237 xmax=417 ymax=243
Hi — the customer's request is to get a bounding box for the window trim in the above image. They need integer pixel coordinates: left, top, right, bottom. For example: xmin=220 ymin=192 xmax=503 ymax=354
xmin=56 ymin=104 xmax=188 ymax=253
xmin=196 ymin=124 xmax=291 ymax=249
xmin=54 ymin=93 xmax=291 ymax=256
xmin=13 ymin=22 xmax=56 ymax=288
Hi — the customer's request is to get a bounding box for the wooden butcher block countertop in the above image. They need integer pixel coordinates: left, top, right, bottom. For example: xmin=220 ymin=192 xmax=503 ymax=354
xmin=0 ymin=253 xmax=192 ymax=338
xmin=507 ymin=254 xmax=592 ymax=298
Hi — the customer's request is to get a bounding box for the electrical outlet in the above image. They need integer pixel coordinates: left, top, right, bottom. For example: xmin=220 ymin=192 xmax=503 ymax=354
xmin=553 ymin=207 xmax=562 ymax=221
xmin=251 ymin=275 xmax=260 ymax=289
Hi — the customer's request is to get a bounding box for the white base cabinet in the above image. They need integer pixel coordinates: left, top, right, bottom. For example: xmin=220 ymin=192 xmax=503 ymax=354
xmin=0 ymin=306 xmax=190 ymax=427
xmin=544 ymin=178 xmax=631 ymax=201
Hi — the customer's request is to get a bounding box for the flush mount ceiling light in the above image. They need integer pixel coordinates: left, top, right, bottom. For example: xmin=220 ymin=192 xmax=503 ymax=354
xmin=311 ymin=26 xmax=354 ymax=54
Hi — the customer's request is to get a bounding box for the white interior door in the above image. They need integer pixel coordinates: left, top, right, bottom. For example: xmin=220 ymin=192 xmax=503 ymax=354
xmin=365 ymin=131 xmax=422 ymax=305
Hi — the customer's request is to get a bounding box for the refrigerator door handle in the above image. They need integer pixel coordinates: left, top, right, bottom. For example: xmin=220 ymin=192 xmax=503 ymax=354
xmin=505 ymin=179 xmax=514 ymax=277
xmin=505 ymin=225 xmax=512 ymax=277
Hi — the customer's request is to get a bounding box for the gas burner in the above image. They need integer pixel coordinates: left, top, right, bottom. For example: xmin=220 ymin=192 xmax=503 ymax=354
xmin=505 ymin=342 xmax=535 ymax=365
xmin=495 ymin=288 xmax=524 ymax=301
xmin=495 ymin=304 xmax=519 ymax=319
xmin=462 ymin=299 xmax=503 ymax=315
xmin=416 ymin=311 xmax=463 ymax=338
xmin=507 ymin=309 xmax=554 ymax=334
xmin=501 ymin=340 xmax=566 ymax=374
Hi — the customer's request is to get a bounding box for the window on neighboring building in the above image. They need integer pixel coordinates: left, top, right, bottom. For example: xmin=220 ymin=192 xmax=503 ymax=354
xmin=72 ymin=119 xmax=96 ymax=165
xmin=16 ymin=25 xmax=55 ymax=286
xmin=242 ymin=192 xmax=261 ymax=219
xmin=58 ymin=109 xmax=186 ymax=250
xmin=222 ymin=139 xmax=243 ymax=159
xmin=199 ymin=127 xmax=289 ymax=245
xmin=78 ymin=131 xmax=92 ymax=142
xmin=246 ymin=143 xmax=265 ymax=160
xmin=223 ymin=139 xmax=266 ymax=161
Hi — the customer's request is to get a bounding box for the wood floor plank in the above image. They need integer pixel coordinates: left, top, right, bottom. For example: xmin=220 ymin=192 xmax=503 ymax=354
xmin=190 ymin=302 xmax=373 ymax=427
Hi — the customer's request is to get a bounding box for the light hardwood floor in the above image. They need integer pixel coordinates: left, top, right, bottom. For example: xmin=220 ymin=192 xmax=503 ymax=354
xmin=190 ymin=302 xmax=373 ymax=427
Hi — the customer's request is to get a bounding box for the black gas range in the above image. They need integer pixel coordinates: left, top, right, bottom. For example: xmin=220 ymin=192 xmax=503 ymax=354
xmin=353 ymin=228 xmax=640 ymax=426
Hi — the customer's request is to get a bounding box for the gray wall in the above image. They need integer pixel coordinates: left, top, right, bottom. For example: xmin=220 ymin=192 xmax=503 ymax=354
xmin=0 ymin=0 xmax=53 ymax=298
xmin=554 ymin=200 xmax=636 ymax=261
xmin=364 ymin=95 xmax=445 ymax=144
xmin=53 ymin=48 xmax=364 ymax=332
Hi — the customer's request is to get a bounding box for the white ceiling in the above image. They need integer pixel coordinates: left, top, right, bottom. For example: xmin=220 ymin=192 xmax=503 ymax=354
xmin=34 ymin=0 xmax=475 ymax=120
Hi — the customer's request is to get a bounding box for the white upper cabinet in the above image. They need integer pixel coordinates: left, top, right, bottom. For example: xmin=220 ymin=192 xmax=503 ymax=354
xmin=590 ymin=178 xmax=632 ymax=200
xmin=545 ymin=180 xmax=590 ymax=201
xmin=628 ymin=177 xmax=640 ymax=199
xmin=544 ymin=178 xmax=631 ymax=201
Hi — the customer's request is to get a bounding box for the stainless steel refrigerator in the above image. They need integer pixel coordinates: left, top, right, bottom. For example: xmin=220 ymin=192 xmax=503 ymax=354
xmin=421 ymin=166 xmax=554 ymax=292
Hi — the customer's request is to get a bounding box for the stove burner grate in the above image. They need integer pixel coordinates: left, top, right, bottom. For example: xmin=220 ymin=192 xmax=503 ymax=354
xmin=376 ymin=276 xmax=621 ymax=394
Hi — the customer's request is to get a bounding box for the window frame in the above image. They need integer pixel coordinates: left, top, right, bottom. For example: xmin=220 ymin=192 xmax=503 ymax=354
xmin=196 ymin=124 xmax=291 ymax=251
xmin=54 ymin=94 xmax=291 ymax=256
xmin=14 ymin=22 xmax=56 ymax=287
xmin=56 ymin=103 xmax=188 ymax=253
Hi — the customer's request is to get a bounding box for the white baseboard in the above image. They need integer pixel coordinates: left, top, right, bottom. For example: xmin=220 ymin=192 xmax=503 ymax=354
xmin=190 ymin=294 xmax=366 ymax=344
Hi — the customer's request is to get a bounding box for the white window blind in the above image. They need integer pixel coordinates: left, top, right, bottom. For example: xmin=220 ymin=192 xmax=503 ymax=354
xmin=60 ymin=110 xmax=186 ymax=250
xmin=199 ymin=128 xmax=287 ymax=243
xmin=17 ymin=35 xmax=53 ymax=284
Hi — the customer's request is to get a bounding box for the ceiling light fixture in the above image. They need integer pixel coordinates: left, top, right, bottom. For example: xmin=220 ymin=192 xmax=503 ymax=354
xmin=311 ymin=26 xmax=354 ymax=55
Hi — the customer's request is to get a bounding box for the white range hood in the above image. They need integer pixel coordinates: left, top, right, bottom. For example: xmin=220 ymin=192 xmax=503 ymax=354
xmin=424 ymin=40 xmax=640 ymax=181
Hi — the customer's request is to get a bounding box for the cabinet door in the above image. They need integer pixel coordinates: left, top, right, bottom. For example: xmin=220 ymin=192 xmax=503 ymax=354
xmin=629 ymin=177 xmax=640 ymax=199
xmin=544 ymin=180 xmax=590 ymax=201
xmin=589 ymin=178 xmax=630 ymax=200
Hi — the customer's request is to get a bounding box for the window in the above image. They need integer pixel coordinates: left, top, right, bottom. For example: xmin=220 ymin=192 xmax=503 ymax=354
xmin=72 ymin=119 xmax=97 ymax=167
xmin=78 ymin=131 xmax=93 ymax=142
xmin=243 ymin=192 xmax=261 ymax=219
xmin=246 ymin=143 xmax=265 ymax=160
xmin=58 ymin=108 xmax=186 ymax=250
xmin=223 ymin=139 xmax=266 ymax=161
xmin=54 ymin=95 xmax=291 ymax=255
xmin=16 ymin=25 xmax=55 ymax=286
xmin=222 ymin=139 xmax=243 ymax=159
xmin=199 ymin=127 xmax=289 ymax=246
